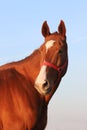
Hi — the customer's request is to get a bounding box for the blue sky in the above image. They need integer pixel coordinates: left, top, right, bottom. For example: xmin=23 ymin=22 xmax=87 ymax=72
xmin=0 ymin=0 xmax=87 ymax=130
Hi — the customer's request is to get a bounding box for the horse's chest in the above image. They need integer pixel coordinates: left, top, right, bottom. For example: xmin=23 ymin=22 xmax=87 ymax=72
xmin=32 ymin=106 xmax=48 ymax=130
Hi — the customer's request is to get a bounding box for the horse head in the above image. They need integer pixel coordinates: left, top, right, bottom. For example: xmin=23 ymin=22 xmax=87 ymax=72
xmin=35 ymin=20 xmax=68 ymax=98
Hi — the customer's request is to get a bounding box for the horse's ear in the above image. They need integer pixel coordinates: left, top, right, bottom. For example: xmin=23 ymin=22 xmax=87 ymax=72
xmin=41 ymin=21 xmax=50 ymax=37
xmin=58 ymin=20 xmax=66 ymax=37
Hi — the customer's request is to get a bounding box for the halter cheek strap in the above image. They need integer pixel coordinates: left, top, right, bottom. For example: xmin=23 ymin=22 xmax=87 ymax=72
xmin=42 ymin=59 xmax=68 ymax=81
xmin=42 ymin=61 xmax=61 ymax=71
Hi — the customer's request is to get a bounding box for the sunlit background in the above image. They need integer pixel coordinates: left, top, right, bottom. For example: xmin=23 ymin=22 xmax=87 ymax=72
xmin=0 ymin=1 xmax=87 ymax=130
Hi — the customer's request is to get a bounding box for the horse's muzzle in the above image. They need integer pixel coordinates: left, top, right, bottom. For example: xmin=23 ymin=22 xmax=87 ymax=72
xmin=34 ymin=79 xmax=52 ymax=95
xmin=42 ymin=80 xmax=52 ymax=94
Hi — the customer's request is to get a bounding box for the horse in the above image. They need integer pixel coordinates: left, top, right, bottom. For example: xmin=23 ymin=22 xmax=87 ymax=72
xmin=0 ymin=20 xmax=68 ymax=130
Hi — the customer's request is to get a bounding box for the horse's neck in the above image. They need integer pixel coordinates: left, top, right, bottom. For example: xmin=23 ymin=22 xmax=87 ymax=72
xmin=0 ymin=49 xmax=41 ymax=83
xmin=16 ymin=49 xmax=41 ymax=82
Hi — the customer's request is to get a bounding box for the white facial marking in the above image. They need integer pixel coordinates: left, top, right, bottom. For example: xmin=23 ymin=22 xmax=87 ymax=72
xmin=35 ymin=65 xmax=47 ymax=88
xmin=45 ymin=40 xmax=55 ymax=52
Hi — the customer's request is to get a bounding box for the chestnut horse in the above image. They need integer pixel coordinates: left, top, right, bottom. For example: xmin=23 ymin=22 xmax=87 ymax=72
xmin=0 ymin=20 xmax=68 ymax=130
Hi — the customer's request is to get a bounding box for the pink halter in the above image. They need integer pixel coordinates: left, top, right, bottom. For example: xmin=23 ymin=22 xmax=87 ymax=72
xmin=42 ymin=58 xmax=68 ymax=82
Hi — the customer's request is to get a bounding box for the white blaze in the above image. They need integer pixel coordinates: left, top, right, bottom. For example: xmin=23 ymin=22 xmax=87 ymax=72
xmin=35 ymin=40 xmax=55 ymax=86
xmin=35 ymin=40 xmax=55 ymax=93
xmin=35 ymin=65 xmax=47 ymax=87
xmin=45 ymin=40 xmax=55 ymax=52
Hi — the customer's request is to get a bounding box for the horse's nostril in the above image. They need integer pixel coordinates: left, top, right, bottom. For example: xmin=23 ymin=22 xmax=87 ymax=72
xmin=42 ymin=80 xmax=49 ymax=88
xmin=58 ymin=49 xmax=62 ymax=55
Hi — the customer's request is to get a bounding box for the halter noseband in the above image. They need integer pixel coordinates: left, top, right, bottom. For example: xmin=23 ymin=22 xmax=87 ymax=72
xmin=42 ymin=59 xmax=68 ymax=81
